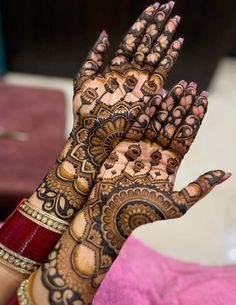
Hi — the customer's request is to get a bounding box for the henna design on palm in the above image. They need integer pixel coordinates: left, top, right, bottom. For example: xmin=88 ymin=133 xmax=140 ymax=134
xmin=35 ymin=2 xmax=183 ymax=220
xmin=40 ymin=81 xmax=230 ymax=305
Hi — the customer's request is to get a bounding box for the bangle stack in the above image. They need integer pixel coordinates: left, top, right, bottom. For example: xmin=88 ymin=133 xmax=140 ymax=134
xmin=0 ymin=242 xmax=40 ymax=274
xmin=17 ymin=272 xmax=37 ymax=305
xmin=0 ymin=198 xmax=69 ymax=275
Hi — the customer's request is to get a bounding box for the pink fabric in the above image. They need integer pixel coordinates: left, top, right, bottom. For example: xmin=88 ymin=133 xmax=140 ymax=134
xmin=94 ymin=237 xmax=236 ymax=305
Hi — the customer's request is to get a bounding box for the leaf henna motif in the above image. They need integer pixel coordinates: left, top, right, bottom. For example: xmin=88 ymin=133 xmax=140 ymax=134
xmin=36 ymin=2 xmax=183 ymax=220
xmin=38 ymin=81 xmax=230 ymax=305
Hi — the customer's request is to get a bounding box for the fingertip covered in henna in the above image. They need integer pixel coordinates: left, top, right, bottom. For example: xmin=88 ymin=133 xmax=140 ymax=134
xmin=153 ymin=2 xmax=160 ymax=9
xmin=168 ymin=1 xmax=175 ymax=9
xmin=178 ymin=37 xmax=184 ymax=44
xmin=179 ymin=80 xmax=188 ymax=88
xmin=189 ymin=81 xmax=197 ymax=89
xmin=174 ymin=15 xmax=181 ymax=23
xmin=200 ymin=90 xmax=209 ymax=98
xmin=100 ymin=30 xmax=108 ymax=37
xmin=218 ymin=172 xmax=232 ymax=185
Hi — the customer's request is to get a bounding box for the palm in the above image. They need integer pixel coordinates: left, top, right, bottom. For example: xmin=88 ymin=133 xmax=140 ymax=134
xmin=36 ymin=3 xmax=182 ymax=220
xmin=69 ymin=1 xmax=182 ymax=169
xmin=40 ymin=81 xmax=230 ymax=305
xmin=84 ymin=81 xmax=227 ymax=254
xmin=71 ymin=70 xmax=153 ymax=167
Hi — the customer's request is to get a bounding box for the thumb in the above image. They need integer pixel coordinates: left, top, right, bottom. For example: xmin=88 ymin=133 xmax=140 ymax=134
xmin=171 ymin=170 xmax=231 ymax=213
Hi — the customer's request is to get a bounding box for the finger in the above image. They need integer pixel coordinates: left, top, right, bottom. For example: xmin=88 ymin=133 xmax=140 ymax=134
xmin=145 ymin=80 xmax=187 ymax=142
xmin=168 ymin=91 xmax=208 ymax=158
xmin=132 ymin=2 xmax=175 ymax=66
xmin=155 ymin=81 xmax=197 ymax=147
xmin=124 ymin=93 xmax=163 ymax=141
xmin=150 ymin=37 xmax=184 ymax=87
xmin=171 ymin=170 xmax=231 ymax=213
xmin=144 ymin=15 xmax=180 ymax=70
xmin=110 ymin=3 xmax=159 ymax=69
xmin=74 ymin=31 xmax=109 ymax=93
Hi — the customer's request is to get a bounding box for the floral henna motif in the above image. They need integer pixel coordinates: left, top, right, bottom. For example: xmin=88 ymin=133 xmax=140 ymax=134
xmin=36 ymin=81 xmax=230 ymax=305
xmin=35 ymin=2 xmax=182 ymax=221
xmin=156 ymin=81 xmax=197 ymax=147
xmin=168 ymin=91 xmax=208 ymax=158
xmin=40 ymin=166 xmax=228 ymax=305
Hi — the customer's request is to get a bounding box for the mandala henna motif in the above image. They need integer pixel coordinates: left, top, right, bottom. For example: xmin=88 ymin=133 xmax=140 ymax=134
xmin=36 ymin=81 xmax=231 ymax=305
xmin=34 ymin=2 xmax=183 ymax=221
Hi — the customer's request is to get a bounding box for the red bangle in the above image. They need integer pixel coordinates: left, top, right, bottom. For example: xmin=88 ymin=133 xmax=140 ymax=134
xmin=0 ymin=198 xmax=69 ymax=274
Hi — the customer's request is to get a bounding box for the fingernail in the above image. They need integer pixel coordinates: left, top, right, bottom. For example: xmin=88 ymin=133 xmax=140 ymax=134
xmin=189 ymin=81 xmax=197 ymax=88
xmin=201 ymin=90 xmax=208 ymax=97
xmin=160 ymin=88 xmax=167 ymax=97
xmin=101 ymin=30 xmax=108 ymax=37
xmin=153 ymin=2 xmax=160 ymax=9
xmin=178 ymin=37 xmax=184 ymax=44
xmin=179 ymin=80 xmax=187 ymax=87
xmin=168 ymin=1 xmax=175 ymax=9
xmin=219 ymin=172 xmax=232 ymax=184
xmin=175 ymin=15 xmax=181 ymax=22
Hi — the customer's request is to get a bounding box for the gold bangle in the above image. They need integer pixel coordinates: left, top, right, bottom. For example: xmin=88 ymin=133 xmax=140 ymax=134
xmin=0 ymin=242 xmax=40 ymax=275
xmin=18 ymin=272 xmax=37 ymax=305
xmin=18 ymin=200 xmax=69 ymax=234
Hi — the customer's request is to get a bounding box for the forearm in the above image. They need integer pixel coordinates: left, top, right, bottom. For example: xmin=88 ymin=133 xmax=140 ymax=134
xmin=0 ymin=184 xmax=70 ymax=302
xmin=15 ymin=207 xmax=119 ymax=305
xmin=0 ymin=136 xmax=86 ymax=300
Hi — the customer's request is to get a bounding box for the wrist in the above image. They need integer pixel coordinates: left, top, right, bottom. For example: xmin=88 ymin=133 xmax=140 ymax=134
xmin=0 ymin=198 xmax=69 ymax=276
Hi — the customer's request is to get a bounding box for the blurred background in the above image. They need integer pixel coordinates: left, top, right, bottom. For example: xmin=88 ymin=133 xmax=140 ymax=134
xmin=0 ymin=0 xmax=236 ymax=265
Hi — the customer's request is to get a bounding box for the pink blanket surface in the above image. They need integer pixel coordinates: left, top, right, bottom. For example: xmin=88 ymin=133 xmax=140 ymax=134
xmin=93 ymin=237 xmax=236 ymax=305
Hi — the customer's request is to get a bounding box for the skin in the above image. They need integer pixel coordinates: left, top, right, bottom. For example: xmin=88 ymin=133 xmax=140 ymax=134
xmin=0 ymin=2 xmax=183 ymax=303
xmin=31 ymin=1 xmax=182 ymax=221
xmin=29 ymin=82 xmax=230 ymax=305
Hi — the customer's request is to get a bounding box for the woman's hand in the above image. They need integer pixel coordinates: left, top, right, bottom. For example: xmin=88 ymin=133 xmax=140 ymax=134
xmin=27 ymin=81 xmax=230 ymax=305
xmin=33 ymin=1 xmax=182 ymax=221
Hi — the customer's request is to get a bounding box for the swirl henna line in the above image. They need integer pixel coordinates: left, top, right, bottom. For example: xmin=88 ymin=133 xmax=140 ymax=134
xmin=39 ymin=169 xmax=225 ymax=305
xmin=36 ymin=66 xmax=179 ymax=220
xmin=37 ymin=81 xmax=230 ymax=305
xmin=132 ymin=3 xmax=176 ymax=65
xmin=37 ymin=73 xmax=149 ymax=220
xmin=34 ymin=1 xmax=182 ymax=223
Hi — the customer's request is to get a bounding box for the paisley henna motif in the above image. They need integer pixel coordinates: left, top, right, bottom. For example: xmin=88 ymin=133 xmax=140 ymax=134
xmin=36 ymin=81 xmax=230 ymax=305
xmin=35 ymin=2 xmax=183 ymax=221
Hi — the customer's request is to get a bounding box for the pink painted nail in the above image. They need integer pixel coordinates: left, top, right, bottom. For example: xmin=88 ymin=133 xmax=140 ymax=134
xmin=179 ymin=80 xmax=187 ymax=87
xmin=101 ymin=30 xmax=108 ymax=37
xmin=168 ymin=1 xmax=175 ymax=9
xmin=175 ymin=15 xmax=181 ymax=22
xmin=218 ymin=172 xmax=232 ymax=184
xmin=189 ymin=81 xmax=197 ymax=88
xmin=153 ymin=2 xmax=160 ymax=9
xmin=201 ymin=90 xmax=208 ymax=97
xmin=178 ymin=37 xmax=184 ymax=44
